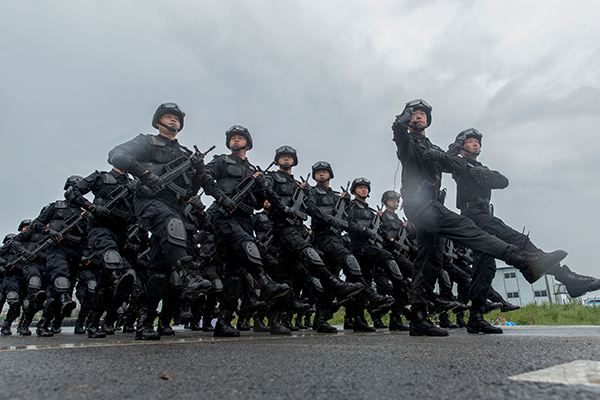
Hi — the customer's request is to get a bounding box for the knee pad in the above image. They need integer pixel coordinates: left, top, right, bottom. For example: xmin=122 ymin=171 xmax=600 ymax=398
xmin=301 ymin=247 xmax=325 ymax=267
xmin=169 ymin=270 xmax=183 ymax=290
xmin=54 ymin=276 xmax=71 ymax=293
xmin=344 ymin=255 xmax=362 ymax=277
xmin=7 ymin=291 xmax=19 ymax=305
xmin=166 ymin=218 xmax=187 ymax=248
xmin=28 ymin=275 xmax=43 ymax=291
xmin=87 ymin=279 xmax=97 ymax=294
xmin=102 ymin=250 xmax=123 ymax=270
xmin=145 ymin=272 xmax=168 ymax=300
xmin=242 ymin=241 xmax=263 ymax=266
xmin=386 ymin=259 xmax=403 ymax=281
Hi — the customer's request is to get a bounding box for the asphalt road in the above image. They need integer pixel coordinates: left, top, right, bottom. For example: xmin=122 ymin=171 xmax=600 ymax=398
xmin=1 ymin=325 xmax=600 ymax=400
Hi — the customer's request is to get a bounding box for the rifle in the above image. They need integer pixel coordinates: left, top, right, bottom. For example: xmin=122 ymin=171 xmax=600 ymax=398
xmin=218 ymin=161 xmax=276 ymax=215
xmin=5 ymin=210 xmax=90 ymax=272
xmin=284 ymin=173 xmax=310 ymax=223
xmin=368 ymin=206 xmax=384 ymax=245
xmin=328 ymin=181 xmax=350 ymax=234
xmin=142 ymin=145 xmax=215 ymax=197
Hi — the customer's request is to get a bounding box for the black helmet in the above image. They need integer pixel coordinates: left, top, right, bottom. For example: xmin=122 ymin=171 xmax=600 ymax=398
xmin=152 ymin=102 xmax=185 ymax=131
xmin=455 ymin=128 xmax=483 ymax=146
xmin=225 ymin=125 xmax=253 ymax=150
xmin=311 ymin=161 xmax=334 ymax=181
xmin=381 ymin=190 xmax=400 ymax=205
xmin=274 ymin=145 xmax=298 ymax=167
xmin=3 ymin=233 xmax=16 ymax=244
xmin=351 ymin=177 xmax=371 ymax=195
xmin=18 ymin=219 xmax=32 ymax=232
xmin=403 ymin=99 xmax=432 ymax=131
xmin=64 ymin=175 xmax=83 ymax=190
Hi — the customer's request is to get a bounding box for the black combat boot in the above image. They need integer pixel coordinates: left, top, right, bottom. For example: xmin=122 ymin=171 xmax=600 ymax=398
xmin=269 ymin=312 xmax=292 ymax=336
xmin=315 ymin=309 xmax=337 ymax=333
xmin=482 ymin=300 xmax=503 ymax=314
xmin=455 ymin=311 xmax=468 ymax=328
xmin=157 ymin=319 xmax=175 ymax=336
xmin=328 ymin=276 xmax=363 ymax=305
xmin=504 ymin=246 xmax=567 ymax=282
xmin=36 ymin=317 xmax=54 ymax=337
xmin=550 ymin=264 xmax=600 ymax=298
xmin=135 ymin=308 xmax=160 ymax=340
xmin=87 ymin=312 xmax=108 ymax=339
xmin=214 ymin=311 xmax=241 ymax=337
xmin=409 ymin=307 xmax=449 ymax=337
xmin=439 ymin=312 xmax=459 ymax=329
xmin=302 ymin=311 xmax=313 ymax=329
xmin=59 ymin=292 xmax=77 ymax=318
xmin=499 ymin=301 xmax=521 ymax=312
xmin=282 ymin=313 xmax=300 ymax=332
xmin=252 ymin=312 xmax=270 ymax=332
xmin=353 ymin=312 xmax=376 ymax=332
xmin=388 ymin=310 xmax=409 ymax=331
xmin=202 ymin=316 xmax=215 ymax=332
xmin=343 ymin=315 xmax=354 ymax=330
xmin=467 ymin=309 xmax=502 ymax=334
xmin=17 ymin=310 xmax=33 ymax=337
xmin=51 ymin=316 xmax=64 ymax=334
xmin=258 ymin=273 xmax=290 ymax=303
xmin=112 ymin=268 xmax=136 ymax=299
xmin=236 ymin=316 xmax=252 ymax=331
xmin=364 ymin=286 xmax=395 ymax=312
xmin=1 ymin=304 xmax=20 ymax=336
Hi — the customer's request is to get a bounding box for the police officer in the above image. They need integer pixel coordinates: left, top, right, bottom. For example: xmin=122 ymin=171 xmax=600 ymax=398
xmin=309 ymin=161 xmax=392 ymax=332
xmin=7 ymin=219 xmax=50 ymax=336
xmin=449 ymin=128 xmax=600 ymax=333
xmin=268 ymin=148 xmax=367 ymax=327
xmin=66 ymin=166 xmax=138 ymax=337
xmin=203 ymin=126 xmax=290 ymax=337
xmin=391 ymin=99 xmax=567 ymax=336
xmin=27 ymin=175 xmax=87 ymax=336
xmin=108 ymin=102 xmax=212 ymax=340
xmin=0 ymin=232 xmax=26 ymax=336
xmin=379 ymin=190 xmax=415 ymax=331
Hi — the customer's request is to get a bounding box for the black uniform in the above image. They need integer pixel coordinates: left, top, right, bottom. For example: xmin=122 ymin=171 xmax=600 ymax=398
xmin=108 ymin=132 xmax=211 ymax=339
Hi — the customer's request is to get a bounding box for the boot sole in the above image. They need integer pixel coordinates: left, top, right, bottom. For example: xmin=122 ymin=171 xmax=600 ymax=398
xmin=467 ymin=327 xmax=503 ymax=334
xmin=335 ymin=286 xmax=365 ymax=305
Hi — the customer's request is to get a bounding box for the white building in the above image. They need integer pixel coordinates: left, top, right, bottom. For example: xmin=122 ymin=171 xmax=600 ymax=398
xmin=492 ymin=263 xmax=571 ymax=306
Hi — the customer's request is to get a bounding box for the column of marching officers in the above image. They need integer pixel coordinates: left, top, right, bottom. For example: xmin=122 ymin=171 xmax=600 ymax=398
xmin=2 ymin=101 xmax=599 ymax=339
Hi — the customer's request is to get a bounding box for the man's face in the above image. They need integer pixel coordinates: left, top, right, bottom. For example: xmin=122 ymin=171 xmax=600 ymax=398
xmin=230 ymin=135 xmax=248 ymax=149
xmin=278 ymin=154 xmax=294 ymax=168
xmin=354 ymin=185 xmax=369 ymax=198
xmin=461 ymin=137 xmax=481 ymax=156
xmin=314 ymin=169 xmax=330 ymax=182
xmin=160 ymin=114 xmax=181 ymax=131
xmin=410 ymin=110 xmax=428 ymax=129
xmin=385 ymin=199 xmax=399 ymax=209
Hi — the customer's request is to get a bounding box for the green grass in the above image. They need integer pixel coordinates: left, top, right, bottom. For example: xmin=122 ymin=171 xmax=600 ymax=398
xmin=323 ymin=302 xmax=600 ymax=326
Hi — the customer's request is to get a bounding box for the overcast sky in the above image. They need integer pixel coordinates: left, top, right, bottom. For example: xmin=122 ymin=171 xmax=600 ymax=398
xmin=2 ymin=0 xmax=599 ymax=293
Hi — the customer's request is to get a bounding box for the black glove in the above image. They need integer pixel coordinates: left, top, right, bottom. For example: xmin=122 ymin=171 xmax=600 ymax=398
xmin=394 ymin=107 xmax=413 ymax=127
xmin=45 ymin=228 xmax=63 ymax=244
xmin=364 ymin=228 xmax=378 ymax=241
xmin=470 ymin=166 xmax=490 ymax=178
xmin=188 ymin=196 xmax=205 ymax=213
xmin=21 ymin=249 xmax=37 ymax=262
xmin=88 ymin=204 xmax=110 ymax=218
xmin=328 ymin=216 xmax=345 ymax=231
xmin=190 ymin=152 xmax=205 ymax=175
xmin=218 ymin=195 xmax=237 ymax=213
xmin=447 ymin=141 xmax=463 ymax=156
xmin=140 ymin=172 xmax=165 ymax=196
xmin=255 ymin=172 xmax=268 ymax=191
xmin=423 ymin=148 xmax=446 ymax=162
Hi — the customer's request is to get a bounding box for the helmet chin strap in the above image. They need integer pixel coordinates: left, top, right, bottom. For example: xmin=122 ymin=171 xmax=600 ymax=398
xmin=231 ymin=145 xmax=247 ymax=152
xmin=408 ymin=123 xmax=425 ymax=132
xmin=462 ymin=147 xmax=481 ymax=156
xmin=159 ymin=122 xmax=179 ymax=133
xmin=316 ymin=178 xmax=329 ymax=184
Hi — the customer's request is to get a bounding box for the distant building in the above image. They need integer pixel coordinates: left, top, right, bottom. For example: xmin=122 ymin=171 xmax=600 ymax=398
xmin=492 ymin=264 xmax=571 ymax=306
